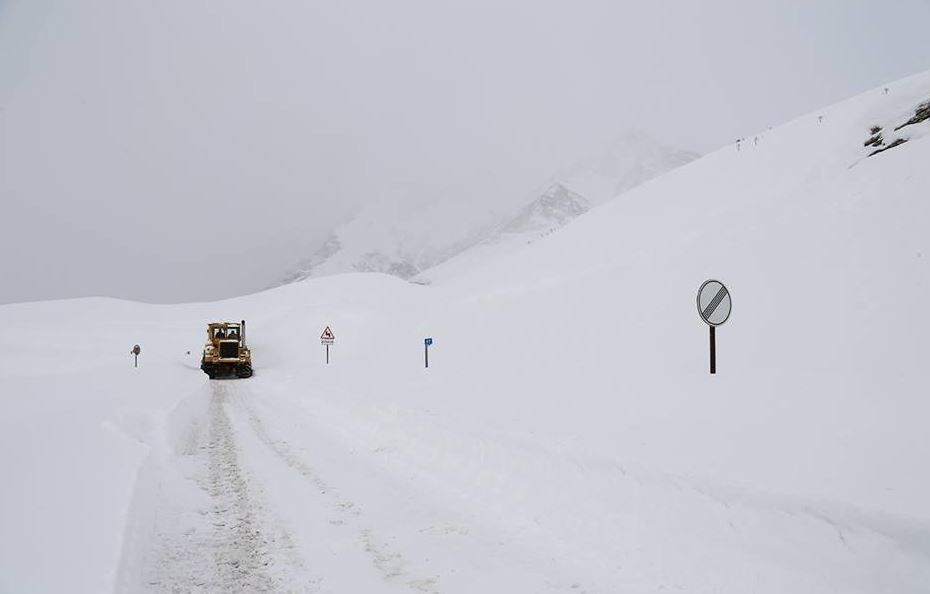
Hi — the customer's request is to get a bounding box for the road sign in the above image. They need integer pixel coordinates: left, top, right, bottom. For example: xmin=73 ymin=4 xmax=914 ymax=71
xmin=320 ymin=326 xmax=335 ymax=345
xmin=424 ymin=337 xmax=433 ymax=368
xmin=131 ymin=344 xmax=141 ymax=368
xmin=697 ymin=280 xmax=731 ymax=326
xmin=696 ymin=280 xmax=731 ymax=374
xmin=424 ymin=337 xmax=433 ymax=346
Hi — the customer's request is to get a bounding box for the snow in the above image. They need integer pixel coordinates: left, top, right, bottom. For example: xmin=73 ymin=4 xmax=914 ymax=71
xmin=2 ymin=71 xmax=930 ymax=593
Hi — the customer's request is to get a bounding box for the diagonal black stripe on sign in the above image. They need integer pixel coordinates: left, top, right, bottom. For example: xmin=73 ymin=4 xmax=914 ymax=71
xmin=702 ymin=286 xmax=728 ymax=320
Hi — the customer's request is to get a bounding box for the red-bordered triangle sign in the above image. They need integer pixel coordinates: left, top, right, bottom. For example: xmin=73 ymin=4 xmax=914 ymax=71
xmin=321 ymin=326 xmax=335 ymax=340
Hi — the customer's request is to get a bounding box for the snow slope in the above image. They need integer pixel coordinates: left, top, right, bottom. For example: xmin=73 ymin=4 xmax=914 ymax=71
xmin=280 ymin=133 xmax=697 ymax=284
xmin=2 ymin=72 xmax=930 ymax=593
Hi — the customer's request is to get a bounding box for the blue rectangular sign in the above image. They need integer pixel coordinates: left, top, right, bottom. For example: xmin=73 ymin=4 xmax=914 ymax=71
xmin=424 ymin=337 xmax=433 ymax=346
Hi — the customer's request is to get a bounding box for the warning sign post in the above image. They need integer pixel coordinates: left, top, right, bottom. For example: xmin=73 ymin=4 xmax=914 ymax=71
xmin=321 ymin=326 xmax=335 ymax=364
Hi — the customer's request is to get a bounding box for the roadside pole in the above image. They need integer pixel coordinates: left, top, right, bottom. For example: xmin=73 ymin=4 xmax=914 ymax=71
xmin=709 ymin=325 xmax=716 ymax=374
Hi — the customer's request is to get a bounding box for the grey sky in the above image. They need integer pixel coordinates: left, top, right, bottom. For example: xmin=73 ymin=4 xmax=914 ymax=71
xmin=1 ymin=0 xmax=929 ymax=304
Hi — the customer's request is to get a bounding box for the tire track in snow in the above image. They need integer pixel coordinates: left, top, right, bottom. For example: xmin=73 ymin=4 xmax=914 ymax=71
xmin=233 ymin=395 xmax=441 ymax=594
xmin=199 ymin=383 xmax=277 ymax=591
xmin=141 ymin=382 xmax=310 ymax=593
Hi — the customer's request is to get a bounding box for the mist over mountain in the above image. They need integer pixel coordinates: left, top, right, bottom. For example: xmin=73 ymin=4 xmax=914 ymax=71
xmin=280 ymin=132 xmax=699 ymax=284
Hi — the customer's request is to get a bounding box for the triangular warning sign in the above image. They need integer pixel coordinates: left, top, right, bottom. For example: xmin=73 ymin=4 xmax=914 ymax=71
xmin=321 ymin=326 xmax=335 ymax=340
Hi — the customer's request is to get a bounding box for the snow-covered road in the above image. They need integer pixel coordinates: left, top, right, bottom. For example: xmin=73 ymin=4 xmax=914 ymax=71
xmin=131 ymin=377 xmax=547 ymax=593
xmin=121 ymin=373 xmax=930 ymax=594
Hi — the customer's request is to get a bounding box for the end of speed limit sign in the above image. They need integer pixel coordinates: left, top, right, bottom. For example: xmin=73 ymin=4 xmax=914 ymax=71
xmin=697 ymin=280 xmax=731 ymax=326
xmin=697 ymin=280 xmax=731 ymax=374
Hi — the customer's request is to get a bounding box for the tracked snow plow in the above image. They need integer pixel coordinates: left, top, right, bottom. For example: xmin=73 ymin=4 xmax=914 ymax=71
xmin=200 ymin=320 xmax=253 ymax=379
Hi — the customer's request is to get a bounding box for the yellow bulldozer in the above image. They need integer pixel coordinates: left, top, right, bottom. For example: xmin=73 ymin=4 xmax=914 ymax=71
xmin=200 ymin=320 xmax=253 ymax=379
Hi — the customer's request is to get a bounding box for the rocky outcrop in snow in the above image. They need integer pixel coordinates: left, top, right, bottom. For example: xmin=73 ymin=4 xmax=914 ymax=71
xmin=864 ymin=96 xmax=930 ymax=157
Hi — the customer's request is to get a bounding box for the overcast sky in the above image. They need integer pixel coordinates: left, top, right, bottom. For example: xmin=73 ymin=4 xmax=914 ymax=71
xmin=1 ymin=0 xmax=929 ymax=304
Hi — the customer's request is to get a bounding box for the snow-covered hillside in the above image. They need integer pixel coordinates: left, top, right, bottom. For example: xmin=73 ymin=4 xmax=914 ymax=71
xmin=2 ymin=72 xmax=930 ymax=594
xmin=280 ymin=133 xmax=697 ymax=284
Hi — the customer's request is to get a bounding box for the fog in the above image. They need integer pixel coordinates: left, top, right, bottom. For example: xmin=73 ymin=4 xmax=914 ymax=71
xmin=1 ymin=0 xmax=928 ymax=304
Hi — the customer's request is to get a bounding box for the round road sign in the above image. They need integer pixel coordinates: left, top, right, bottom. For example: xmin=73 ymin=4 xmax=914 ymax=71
xmin=697 ymin=280 xmax=732 ymax=326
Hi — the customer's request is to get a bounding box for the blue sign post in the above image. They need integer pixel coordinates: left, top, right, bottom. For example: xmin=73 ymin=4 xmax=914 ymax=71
xmin=424 ymin=337 xmax=433 ymax=368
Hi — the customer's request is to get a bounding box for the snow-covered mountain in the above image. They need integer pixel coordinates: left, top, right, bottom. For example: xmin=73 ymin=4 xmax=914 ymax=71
xmin=496 ymin=182 xmax=591 ymax=238
xmin=3 ymin=72 xmax=930 ymax=593
xmin=279 ymin=132 xmax=699 ymax=284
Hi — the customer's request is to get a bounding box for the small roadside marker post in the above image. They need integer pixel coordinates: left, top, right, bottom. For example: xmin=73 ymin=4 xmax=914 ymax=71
xmin=424 ymin=337 xmax=433 ymax=368
xmin=696 ymin=280 xmax=732 ymax=374
xmin=320 ymin=326 xmax=335 ymax=364
xmin=131 ymin=344 xmax=141 ymax=368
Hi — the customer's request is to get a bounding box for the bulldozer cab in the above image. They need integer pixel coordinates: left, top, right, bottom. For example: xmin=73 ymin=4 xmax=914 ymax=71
xmin=209 ymin=322 xmax=242 ymax=345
